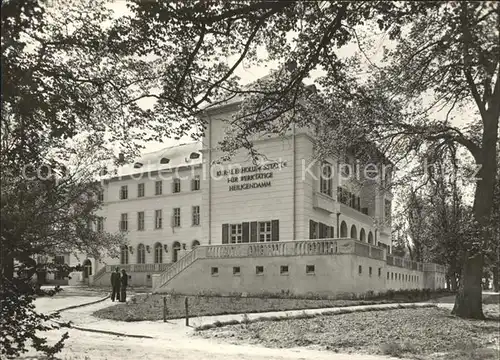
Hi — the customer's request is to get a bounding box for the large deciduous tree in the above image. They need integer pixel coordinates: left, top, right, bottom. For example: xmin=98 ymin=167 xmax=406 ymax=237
xmin=1 ymin=0 xmax=133 ymax=356
xmin=369 ymin=1 xmax=499 ymax=319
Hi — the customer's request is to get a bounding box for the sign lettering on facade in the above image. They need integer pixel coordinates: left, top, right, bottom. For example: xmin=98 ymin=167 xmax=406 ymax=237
xmin=215 ymin=161 xmax=287 ymax=191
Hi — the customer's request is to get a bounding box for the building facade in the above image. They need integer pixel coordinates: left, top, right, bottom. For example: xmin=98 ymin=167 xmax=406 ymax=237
xmin=84 ymin=100 xmax=445 ymax=295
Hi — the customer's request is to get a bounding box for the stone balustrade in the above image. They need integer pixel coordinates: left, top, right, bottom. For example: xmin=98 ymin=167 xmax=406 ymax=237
xmin=154 ymin=238 xmax=391 ymax=291
xmin=102 ymin=263 xmax=170 ymax=274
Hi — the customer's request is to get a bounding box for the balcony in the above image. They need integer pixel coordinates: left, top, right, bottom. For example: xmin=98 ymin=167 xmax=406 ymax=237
xmin=339 ymin=203 xmax=374 ymax=225
xmin=313 ymin=191 xmax=335 ymax=213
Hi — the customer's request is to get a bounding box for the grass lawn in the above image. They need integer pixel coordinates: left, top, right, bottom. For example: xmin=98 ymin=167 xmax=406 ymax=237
xmin=197 ymin=304 xmax=499 ymax=360
xmin=93 ymin=293 xmax=403 ymax=321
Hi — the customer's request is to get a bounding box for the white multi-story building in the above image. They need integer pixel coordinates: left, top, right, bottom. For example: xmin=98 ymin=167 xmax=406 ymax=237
xmin=66 ymin=97 xmax=445 ymax=294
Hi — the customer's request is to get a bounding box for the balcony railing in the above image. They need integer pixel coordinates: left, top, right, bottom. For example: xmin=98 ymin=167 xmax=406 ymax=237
xmin=153 ymin=238 xmax=445 ymax=291
xmin=103 ymin=263 xmax=170 ymax=273
xmin=386 ymin=255 xmax=424 ymax=271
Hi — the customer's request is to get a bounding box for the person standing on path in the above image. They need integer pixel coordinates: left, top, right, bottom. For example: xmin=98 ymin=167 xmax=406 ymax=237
xmin=120 ymin=269 xmax=128 ymax=302
xmin=110 ymin=267 xmax=120 ymax=302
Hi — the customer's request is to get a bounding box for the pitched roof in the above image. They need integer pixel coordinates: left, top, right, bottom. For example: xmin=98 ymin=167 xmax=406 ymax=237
xmin=99 ymin=142 xmax=202 ymax=181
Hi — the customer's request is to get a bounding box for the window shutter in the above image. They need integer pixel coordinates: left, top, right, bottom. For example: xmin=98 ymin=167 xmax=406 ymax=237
xmin=271 ymin=220 xmax=279 ymax=241
xmin=250 ymin=222 xmax=258 ymax=242
xmin=309 ymin=220 xmax=317 ymax=239
xmin=191 ymin=179 xmax=194 ymax=191
xmin=242 ymin=222 xmax=250 ymax=243
xmin=222 ymin=224 xmax=229 ymax=244
xmin=318 ymin=223 xmax=325 ymax=239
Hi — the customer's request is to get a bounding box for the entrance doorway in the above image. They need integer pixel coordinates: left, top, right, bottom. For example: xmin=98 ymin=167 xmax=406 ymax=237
xmin=83 ymin=259 xmax=92 ymax=282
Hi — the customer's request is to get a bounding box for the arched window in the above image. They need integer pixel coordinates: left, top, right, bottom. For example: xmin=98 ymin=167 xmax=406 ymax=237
xmin=154 ymin=243 xmax=162 ymax=263
xmin=120 ymin=246 xmax=129 ymax=264
xmin=350 ymin=225 xmax=357 ymax=239
xmin=368 ymin=231 xmax=374 ymax=244
xmin=360 ymin=228 xmax=366 ymax=242
xmin=340 ymin=221 xmax=348 ymax=238
xmin=192 ymin=240 xmax=200 ymax=249
xmin=172 ymin=241 xmax=181 ymax=262
xmin=137 ymin=244 xmax=145 ymax=264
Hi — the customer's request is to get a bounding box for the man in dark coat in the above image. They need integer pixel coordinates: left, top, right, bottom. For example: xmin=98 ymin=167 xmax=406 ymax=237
xmin=119 ymin=269 xmax=128 ymax=302
xmin=110 ymin=267 xmax=120 ymax=302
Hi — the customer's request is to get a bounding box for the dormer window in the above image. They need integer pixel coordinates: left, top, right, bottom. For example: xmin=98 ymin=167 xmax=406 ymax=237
xmin=189 ymin=152 xmax=200 ymax=159
xmin=99 ymin=168 xmax=108 ymax=176
xmin=134 ymin=162 xmax=143 ymax=168
xmin=160 ymin=157 xmax=170 ymax=164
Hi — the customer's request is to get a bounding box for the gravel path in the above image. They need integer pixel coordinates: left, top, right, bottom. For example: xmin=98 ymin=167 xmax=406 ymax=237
xmin=25 ymin=290 xmax=402 ymax=360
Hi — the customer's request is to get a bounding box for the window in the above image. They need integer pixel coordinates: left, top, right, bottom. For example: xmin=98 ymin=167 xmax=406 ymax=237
xmin=138 ymin=183 xmax=145 ymax=197
xmin=258 ymin=221 xmax=272 ymax=242
xmin=160 ymin=157 xmax=169 ymax=164
xmin=155 ymin=210 xmax=162 ymax=229
xmin=369 ymin=267 xmax=372 ymax=277
xmin=97 ymin=191 xmax=104 ymax=202
xmin=173 ymin=178 xmax=181 ymax=193
xmin=173 ymin=208 xmax=181 ymax=227
xmin=137 ymin=244 xmax=145 ymax=264
xmin=306 ymin=265 xmax=315 ymax=274
xmin=391 ymin=272 xmax=394 ymax=280
xmin=320 ymin=162 xmax=332 ymax=196
xmin=255 ymin=266 xmax=264 ymax=275
xmin=54 ymin=255 xmax=65 ymax=264
xmin=154 ymin=243 xmax=162 ymax=263
xmin=378 ymin=268 xmax=382 ymax=277
xmin=155 ymin=181 xmax=163 ymax=195
xmin=137 ymin=211 xmax=145 ymax=231
xmin=120 ymin=213 xmax=128 ymax=231
xmin=358 ymin=265 xmax=362 ymax=275
xmin=120 ymin=185 xmax=128 ymax=200
xmin=192 ymin=206 xmax=200 ymax=226
xmin=120 ymin=245 xmax=129 ymax=264
xmin=233 ymin=266 xmax=240 ymax=276
xmin=230 ymin=224 xmax=242 ymax=243
xmin=280 ymin=265 xmax=289 ymax=275
xmin=387 ymin=271 xmax=390 ymax=280
xmin=191 ymin=175 xmax=200 ymax=191
xmin=97 ymin=217 xmax=104 ymax=232
xmin=211 ymin=267 xmax=218 ymax=276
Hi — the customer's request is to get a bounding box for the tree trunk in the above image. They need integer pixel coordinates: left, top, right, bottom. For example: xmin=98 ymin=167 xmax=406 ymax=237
xmin=452 ymin=252 xmax=484 ymax=318
xmin=493 ymin=266 xmax=499 ymax=293
xmin=453 ymin=112 xmax=498 ymax=318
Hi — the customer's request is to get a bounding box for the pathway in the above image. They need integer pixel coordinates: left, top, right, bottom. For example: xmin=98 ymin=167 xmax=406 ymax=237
xmin=23 ymin=288 xmax=406 ymax=360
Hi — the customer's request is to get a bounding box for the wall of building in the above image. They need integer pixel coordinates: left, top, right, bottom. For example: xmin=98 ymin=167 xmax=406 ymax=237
xmin=96 ymin=165 xmax=203 ymax=270
xmin=154 ymin=252 xmax=445 ymax=297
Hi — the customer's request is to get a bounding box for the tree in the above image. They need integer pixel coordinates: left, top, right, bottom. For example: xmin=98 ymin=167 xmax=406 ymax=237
xmin=109 ymin=1 xmax=498 ymax=318
xmin=1 ymin=0 xmax=131 ymax=356
xmin=368 ymin=1 xmax=499 ymax=319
